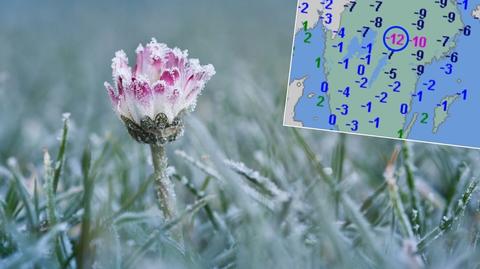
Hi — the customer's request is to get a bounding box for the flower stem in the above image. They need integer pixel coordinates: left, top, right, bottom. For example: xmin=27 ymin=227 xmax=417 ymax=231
xmin=150 ymin=144 xmax=176 ymax=220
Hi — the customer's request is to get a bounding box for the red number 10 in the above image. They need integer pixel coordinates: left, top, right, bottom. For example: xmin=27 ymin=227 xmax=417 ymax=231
xmin=413 ymin=36 xmax=427 ymax=48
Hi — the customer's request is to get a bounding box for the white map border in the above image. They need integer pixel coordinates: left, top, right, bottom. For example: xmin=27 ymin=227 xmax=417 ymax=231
xmin=282 ymin=0 xmax=480 ymax=150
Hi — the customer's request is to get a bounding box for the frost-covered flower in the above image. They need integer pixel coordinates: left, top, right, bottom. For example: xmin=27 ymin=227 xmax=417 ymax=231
xmin=104 ymin=38 xmax=215 ymax=144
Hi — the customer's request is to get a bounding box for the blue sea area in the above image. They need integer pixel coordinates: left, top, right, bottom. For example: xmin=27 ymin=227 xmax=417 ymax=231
xmin=290 ymin=23 xmax=379 ymax=129
xmin=406 ymin=1 xmax=480 ymax=148
xmin=290 ymin=24 xmax=333 ymax=129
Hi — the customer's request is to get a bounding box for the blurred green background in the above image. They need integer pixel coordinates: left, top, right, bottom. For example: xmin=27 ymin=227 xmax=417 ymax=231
xmin=0 ymin=0 xmax=292 ymax=160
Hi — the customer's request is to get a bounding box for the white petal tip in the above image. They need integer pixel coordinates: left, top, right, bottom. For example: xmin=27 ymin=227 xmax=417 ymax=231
xmin=62 ymin=113 xmax=71 ymax=120
xmin=135 ymin=44 xmax=144 ymax=53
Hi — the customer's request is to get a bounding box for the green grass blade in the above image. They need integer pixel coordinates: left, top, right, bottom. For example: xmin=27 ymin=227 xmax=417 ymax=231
xmin=8 ymin=163 xmax=37 ymax=231
xmin=0 ymin=223 xmax=67 ymax=269
xmin=44 ymin=150 xmax=57 ymax=226
xmin=401 ymin=142 xmax=422 ymax=237
xmin=175 ymin=150 xmax=223 ymax=182
xmin=385 ymin=147 xmax=415 ymax=239
xmin=291 ymin=128 xmax=335 ymax=187
xmin=224 ymin=159 xmax=289 ymax=203
xmin=53 ymin=113 xmax=70 ymax=193
xmin=124 ymin=197 xmax=211 ymax=269
xmin=417 ymin=179 xmax=478 ymax=252
xmin=76 ymin=145 xmax=94 ymax=269
xmin=33 ymin=177 xmax=40 ymax=228
xmin=172 ymin=173 xmax=219 ymax=229
xmin=332 ymin=134 xmax=346 ymax=216
xmin=443 ymin=162 xmax=468 ymax=217
xmin=4 ymin=174 xmax=20 ymax=220
xmin=102 ymin=174 xmax=154 ymax=226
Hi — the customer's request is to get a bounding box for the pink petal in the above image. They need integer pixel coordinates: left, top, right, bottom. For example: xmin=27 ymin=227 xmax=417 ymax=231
xmin=146 ymin=38 xmax=168 ymax=61
xmin=153 ymin=82 xmax=166 ymax=94
xmin=151 ymin=58 xmax=164 ymax=74
xmin=134 ymin=44 xmax=149 ymax=77
xmin=106 ymin=39 xmax=215 ymax=122
xmin=171 ymin=68 xmax=180 ymax=80
xmin=112 ymin=50 xmax=132 ymax=82
xmin=183 ymin=65 xmax=215 ymax=101
xmin=160 ymin=70 xmax=175 ymax=86
xmin=133 ymin=80 xmax=152 ymax=103
xmin=135 ymin=40 xmax=168 ymax=81
xmin=134 ymin=57 xmax=143 ymax=77
xmin=117 ymin=77 xmax=124 ymax=95
xmin=104 ymin=82 xmax=119 ymax=105
xmin=169 ymin=88 xmax=180 ymax=103
xmin=164 ymin=49 xmax=188 ymax=71
xmin=184 ymin=74 xmax=195 ymax=88
xmin=185 ymin=86 xmax=201 ymax=101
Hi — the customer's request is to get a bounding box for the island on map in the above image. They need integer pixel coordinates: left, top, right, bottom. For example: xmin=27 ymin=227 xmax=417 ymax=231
xmin=433 ymin=94 xmax=460 ymax=133
xmin=473 ymin=4 xmax=480 ymax=19
xmin=284 ymin=77 xmax=307 ymax=127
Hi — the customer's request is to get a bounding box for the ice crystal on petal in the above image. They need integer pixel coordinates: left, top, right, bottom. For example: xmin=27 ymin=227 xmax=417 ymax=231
xmin=105 ymin=38 xmax=215 ymax=144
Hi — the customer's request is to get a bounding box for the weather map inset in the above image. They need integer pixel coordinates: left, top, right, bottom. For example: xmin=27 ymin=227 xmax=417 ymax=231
xmin=284 ymin=0 xmax=480 ymax=149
